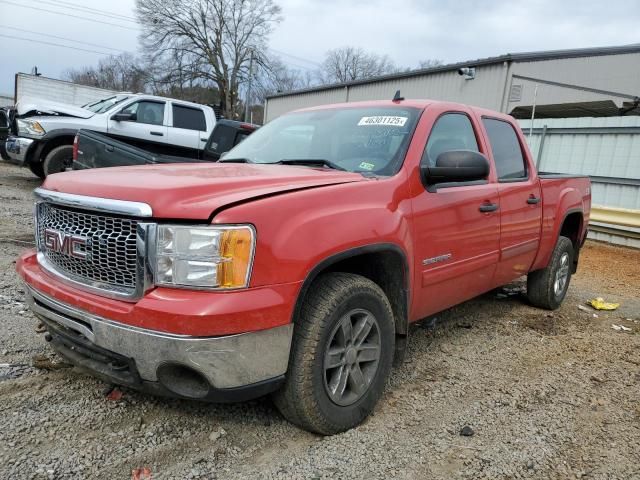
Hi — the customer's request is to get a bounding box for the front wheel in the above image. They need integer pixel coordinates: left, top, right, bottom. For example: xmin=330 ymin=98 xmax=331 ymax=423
xmin=28 ymin=160 xmax=45 ymax=179
xmin=43 ymin=145 xmax=73 ymax=177
xmin=273 ymin=273 xmax=395 ymax=435
xmin=527 ymin=236 xmax=574 ymax=310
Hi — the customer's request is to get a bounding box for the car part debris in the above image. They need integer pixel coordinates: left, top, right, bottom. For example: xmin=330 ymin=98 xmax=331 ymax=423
xmin=589 ymin=298 xmax=620 ymax=310
xmin=31 ymin=354 xmax=71 ymax=370
xmin=131 ymin=467 xmax=152 ymax=480
xmin=611 ymin=324 xmax=632 ymax=332
xmin=106 ymin=387 xmax=124 ymax=401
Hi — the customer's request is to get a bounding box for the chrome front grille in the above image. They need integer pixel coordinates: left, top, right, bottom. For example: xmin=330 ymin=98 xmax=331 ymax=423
xmin=36 ymin=202 xmax=139 ymax=295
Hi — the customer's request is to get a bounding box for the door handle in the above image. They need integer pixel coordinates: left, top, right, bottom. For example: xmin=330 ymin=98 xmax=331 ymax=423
xmin=200 ymin=138 xmax=208 ymax=142
xmin=527 ymin=196 xmax=541 ymax=204
xmin=105 ymin=145 xmax=114 ymax=152
xmin=150 ymin=131 xmax=164 ymax=136
xmin=479 ymin=202 xmax=499 ymax=213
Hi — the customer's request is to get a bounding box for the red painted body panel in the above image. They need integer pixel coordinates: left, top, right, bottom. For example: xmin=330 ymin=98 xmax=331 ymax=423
xmin=17 ymin=99 xmax=591 ymax=337
xmin=530 ymin=177 xmax=591 ymax=271
xmin=18 ymin=251 xmax=299 ymax=336
xmin=407 ymin=103 xmax=500 ymax=319
xmin=42 ymin=163 xmax=365 ymax=220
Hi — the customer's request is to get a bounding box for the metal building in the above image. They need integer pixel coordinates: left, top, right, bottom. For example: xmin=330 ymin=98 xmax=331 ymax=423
xmin=264 ymin=44 xmax=640 ymax=247
xmin=264 ymin=44 xmax=640 ymax=122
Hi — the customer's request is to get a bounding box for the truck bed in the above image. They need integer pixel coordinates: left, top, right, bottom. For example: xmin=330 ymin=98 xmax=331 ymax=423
xmin=532 ymin=173 xmax=591 ymax=271
xmin=73 ymin=129 xmax=197 ymax=170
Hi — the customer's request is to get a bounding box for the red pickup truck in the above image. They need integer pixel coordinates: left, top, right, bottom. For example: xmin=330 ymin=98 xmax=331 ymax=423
xmin=17 ymin=99 xmax=590 ymax=434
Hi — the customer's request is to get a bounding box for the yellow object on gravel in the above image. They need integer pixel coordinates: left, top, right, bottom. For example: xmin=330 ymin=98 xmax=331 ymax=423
xmin=589 ymin=298 xmax=620 ymax=311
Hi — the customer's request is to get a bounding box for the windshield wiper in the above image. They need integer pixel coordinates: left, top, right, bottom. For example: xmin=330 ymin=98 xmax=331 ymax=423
xmin=275 ymin=158 xmax=347 ymax=171
xmin=218 ymin=157 xmax=252 ymax=163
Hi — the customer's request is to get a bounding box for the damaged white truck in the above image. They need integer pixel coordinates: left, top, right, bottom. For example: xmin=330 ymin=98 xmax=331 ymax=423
xmin=4 ymin=93 xmax=216 ymax=178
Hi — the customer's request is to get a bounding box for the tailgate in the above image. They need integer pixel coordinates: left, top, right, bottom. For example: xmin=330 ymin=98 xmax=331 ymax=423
xmin=74 ymin=129 xmax=154 ymax=170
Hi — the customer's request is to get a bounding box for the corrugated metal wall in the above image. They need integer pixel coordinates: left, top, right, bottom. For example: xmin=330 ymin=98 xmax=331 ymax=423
xmin=510 ymin=52 xmax=640 ymax=109
xmin=265 ymin=63 xmax=508 ymax=122
xmin=0 ymin=94 xmax=12 ymax=107
xmin=265 ymin=87 xmax=347 ymax=120
xmin=520 ymin=117 xmax=640 ymax=248
xmin=520 ymin=117 xmax=640 ymax=209
xmin=15 ymin=74 xmax=117 ymax=106
xmin=264 ymin=52 xmax=640 ymax=122
xmin=346 ymin=63 xmax=507 ymax=109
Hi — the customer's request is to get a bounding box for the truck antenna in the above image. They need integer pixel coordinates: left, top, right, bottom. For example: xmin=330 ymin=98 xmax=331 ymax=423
xmin=392 ymin=90 xmax=404 ymax=102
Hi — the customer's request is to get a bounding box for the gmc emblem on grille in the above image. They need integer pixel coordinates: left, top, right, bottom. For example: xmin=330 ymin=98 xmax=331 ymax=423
xmin=44 ymin=228 xmax=89 ymax=260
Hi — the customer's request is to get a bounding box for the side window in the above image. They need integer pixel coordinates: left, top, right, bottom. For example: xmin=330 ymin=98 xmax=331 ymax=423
xmin=173 ymin=105 xmax=206 ymax=131
xmin=121 ymin=101 xmax=165 ymax=126
xmin=207 ymin=125 xmax=232 ymax=153
xmin=423 ymin=113 xmax=479 ymax=167
xmin=233 ymin=131 xmax=251 ymax=146
xmin=482 ymin=118 xmax=527 ymax=180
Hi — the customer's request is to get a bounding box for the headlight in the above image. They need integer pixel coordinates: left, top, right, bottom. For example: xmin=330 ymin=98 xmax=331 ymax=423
xmin=17 ymin=119 xmax=46 ymax=136
xmin=155 ymin=225 xmax=255 ymax=289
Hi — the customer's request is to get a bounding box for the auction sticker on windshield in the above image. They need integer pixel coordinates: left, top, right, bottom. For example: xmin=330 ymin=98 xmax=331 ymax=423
xmin=358 ymin=116 xmax=408 ymax=127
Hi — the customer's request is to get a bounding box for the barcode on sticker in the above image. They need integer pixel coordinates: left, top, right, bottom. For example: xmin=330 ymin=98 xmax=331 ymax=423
xmin=358 ymin=116 xmax=407 ymax=127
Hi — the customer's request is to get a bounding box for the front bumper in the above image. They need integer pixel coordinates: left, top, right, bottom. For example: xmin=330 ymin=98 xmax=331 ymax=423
xmin=5 ymin=135 xmax=35 ymax=164
xmin=26 ymin=285 xmax=293 ymax=401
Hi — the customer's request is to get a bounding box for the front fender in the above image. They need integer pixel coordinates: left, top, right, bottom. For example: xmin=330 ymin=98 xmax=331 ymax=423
xmin=212 ymin=176 xmax=414 ymax=289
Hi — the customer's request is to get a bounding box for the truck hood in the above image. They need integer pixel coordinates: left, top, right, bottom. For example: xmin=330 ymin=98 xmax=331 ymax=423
xmin=42 ymin=163 xmax=366 ymax=219
xmin=16 ymin=96 xmax=94 ymax=119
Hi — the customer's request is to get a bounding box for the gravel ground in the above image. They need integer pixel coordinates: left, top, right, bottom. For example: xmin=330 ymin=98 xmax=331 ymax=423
xmin=0 ymin=162 xmax=639 ymax=480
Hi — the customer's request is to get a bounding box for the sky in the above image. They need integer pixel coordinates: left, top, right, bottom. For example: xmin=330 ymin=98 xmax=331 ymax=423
xmin=1 ymin=0 xmax=639 ymax=95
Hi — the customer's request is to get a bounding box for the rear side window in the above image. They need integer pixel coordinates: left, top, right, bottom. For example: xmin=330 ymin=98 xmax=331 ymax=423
xmin=234 ymin=131 xmax=251 ymax=146
xmin=423 ymin=113 xmax=479 ymax=167
xmin=173 ymin=105 xmax=206 ymax=131
xmin=482 ymin=118 xmax=527 ymax=180
xmin=207 ymin=125 xmax=233 ymax=153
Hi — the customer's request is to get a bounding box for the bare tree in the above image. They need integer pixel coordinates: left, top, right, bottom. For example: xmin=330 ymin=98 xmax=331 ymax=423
xmin=135 ymin=0 xmax=282 ymax=118
xmin=320 ymin=47 xmax=397 ymax=83
xmin=63 ymin=53 xmax=149 ymax=92
xmin=253 ymin=56 xmax=314 ymax=98
xmin=417 ymin=59 xmax=444 ymax=69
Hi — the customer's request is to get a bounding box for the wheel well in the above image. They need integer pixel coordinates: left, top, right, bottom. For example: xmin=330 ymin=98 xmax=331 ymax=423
xmin=295 ymin=248 xmax=409 ymax=336
xmin=560 ymin=212 xmax=583 ymax=250
xmin=35 ymin=136 xmax=74 ymax=164
xmin=559 ymin=211 xmax=583 ymax=272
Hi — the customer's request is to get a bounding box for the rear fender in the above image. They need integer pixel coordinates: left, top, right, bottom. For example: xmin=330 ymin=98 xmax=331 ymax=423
xmin=531 ymin=186 xmax=584 ymax=270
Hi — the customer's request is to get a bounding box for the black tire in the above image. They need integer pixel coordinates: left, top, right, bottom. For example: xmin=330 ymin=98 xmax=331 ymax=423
xmin=43 ymin=145 xmax=73 ymax=177
xmin=273 ymin=272 xmax=395 ymax=435
xmin=527 ymin=236 xmax=574 ymax=310
xmin=28 ymin=160 xmax=45 ymax=179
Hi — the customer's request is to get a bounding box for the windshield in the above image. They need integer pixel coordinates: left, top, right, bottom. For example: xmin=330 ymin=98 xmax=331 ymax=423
xmin=224 ymin=106 xmax=421 ymax=175
xmin=83 ymin=95 xmax=129 ymax=114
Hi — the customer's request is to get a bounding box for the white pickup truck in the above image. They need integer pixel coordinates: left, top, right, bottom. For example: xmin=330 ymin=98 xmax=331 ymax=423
xmin=4 ymin=93 xmax=216 ymax=177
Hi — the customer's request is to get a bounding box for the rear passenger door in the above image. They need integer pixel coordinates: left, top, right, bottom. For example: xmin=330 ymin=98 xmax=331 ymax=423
xmin=167 ymin=103 xmax=208 ymax=157
xmin=481 ymin=117 xmax=542 ymax=285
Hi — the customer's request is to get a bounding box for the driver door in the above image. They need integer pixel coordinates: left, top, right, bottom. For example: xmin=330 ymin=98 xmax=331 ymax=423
xmin=108 ymin=100 xmax=168 ymax=148
xmin=410 ymin=107 xmax=500 ymax=319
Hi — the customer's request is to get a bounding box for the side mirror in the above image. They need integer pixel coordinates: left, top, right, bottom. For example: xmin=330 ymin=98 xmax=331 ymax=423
xmin=112 ymin=112 xmax=136 ymax=122
xmin=421 ymin=150 xmax=489 ymax=185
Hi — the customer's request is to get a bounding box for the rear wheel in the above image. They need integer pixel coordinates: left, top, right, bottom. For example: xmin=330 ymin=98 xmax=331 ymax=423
xmin=273 ymin=273 xmax=395 ymax=435
xmin=527 ymin=236 xmax=574 ymax=310
xmin=43 ymin=145 xmax=73 ymax=177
